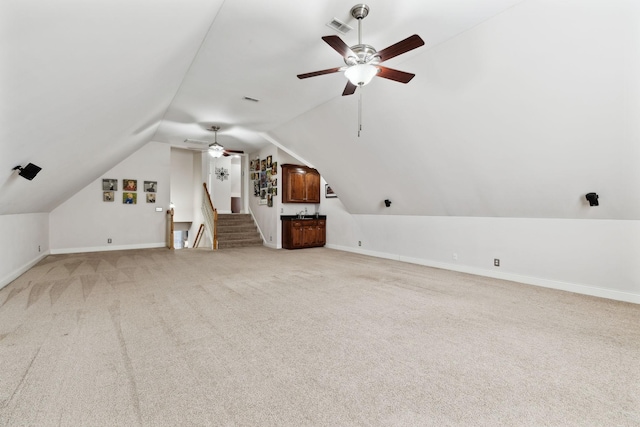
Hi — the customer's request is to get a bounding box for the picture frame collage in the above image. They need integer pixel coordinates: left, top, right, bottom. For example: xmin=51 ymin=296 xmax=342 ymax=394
xmin=102 ymin=179 xmax=157 ymax=204
xmin=250 ymin=155 xmax=277 ymax=207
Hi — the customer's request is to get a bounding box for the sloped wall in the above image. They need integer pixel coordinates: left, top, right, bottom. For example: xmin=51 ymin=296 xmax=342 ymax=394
xmin=271 ymin=0 xmax=640 ymax=220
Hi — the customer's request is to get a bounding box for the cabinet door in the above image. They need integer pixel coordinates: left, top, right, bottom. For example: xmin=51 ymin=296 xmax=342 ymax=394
xmin=282 ymin=164 xmax=321 ymax=203
xmin=287 ymin=169 xmax=307 ymax=202
xmin=305 ymin=171 xmax=321 ymax=203
xmin=303 ymin=222 xmax=318 ymax=246
xmin=291 ymin=221 xmax=304 ymax=247
xmin=317 ymin=220 xmax=326 ymax=246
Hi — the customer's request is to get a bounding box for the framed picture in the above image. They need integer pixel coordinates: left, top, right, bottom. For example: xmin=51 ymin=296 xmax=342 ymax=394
xmin=266 ymin=155 xmax=272 ymax=168
xmin=123 ymin=179 xmax=137 ymax=191
xmin=259 ymin=198 xmax=267 ymax=205
xmin=144 ymin=181 xmax=157 ymax=192
xmin=102 ymin=179 xmax=117 ymax=191
xmin=103 ymin=191 xmax=114 ymax=202
xmin=325 ymin=184 xmax=337 ymax=198
xmin=261 ymin=159 xmax=266 ymax=171
xmin=271 ymin=161 xmax=277 ymax=175
xmin=146 ymin=193 xmax=156 ymax=203
xmin=123 ymin=192 xmax=137 ymax=204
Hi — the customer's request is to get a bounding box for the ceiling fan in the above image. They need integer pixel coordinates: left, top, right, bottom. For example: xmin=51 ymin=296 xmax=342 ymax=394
xmin=184 ymin=126 xmax=244 ymax=158
xmin=297 ymin=4 xmax=425 ymax=96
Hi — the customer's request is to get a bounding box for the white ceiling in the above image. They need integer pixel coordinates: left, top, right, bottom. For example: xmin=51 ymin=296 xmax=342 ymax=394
xmin=2 ymin=0 xmax=639 ymax=219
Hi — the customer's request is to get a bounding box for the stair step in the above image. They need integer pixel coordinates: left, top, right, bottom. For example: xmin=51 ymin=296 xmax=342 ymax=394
xmin=218 ymin=232 xmax=262 ymax=241
xmin=217 ymin=223 xmax=257 ymax=231
xmin=215 ymin=214 xmax=262 ymax=248
xmin=218 ymin=238 xmax=263 ymax=248
xmin=217 ymin=214 xmax=253 ymax=221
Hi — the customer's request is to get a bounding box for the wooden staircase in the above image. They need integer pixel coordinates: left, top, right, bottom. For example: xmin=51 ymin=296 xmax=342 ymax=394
xmin=216 ymin=214 xmax=263 ymax=249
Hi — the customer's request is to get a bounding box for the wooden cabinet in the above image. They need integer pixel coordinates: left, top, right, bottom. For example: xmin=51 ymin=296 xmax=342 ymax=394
xmin=282 ymin=217 xmax=326 ymax=249
xmin=281 ymin=164 xmax=320 ymax=203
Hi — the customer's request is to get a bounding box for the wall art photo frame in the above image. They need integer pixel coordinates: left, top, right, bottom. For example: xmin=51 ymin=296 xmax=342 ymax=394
xmin=325 ymin=184 xmax=337 ymax=198
xmin=102 ymin=179 xmax=117 ymax=191
xmin=123 ymin=192 xmax=137 ymax=204
xmin=144 ymin=181 xmax=157 ymax=192
xmin=123 ymin=179 xmax=137 ymax=191
xmin=146 ymin=193 xmax=156 ymax=203
xmin=103 ymin=191 xmax=114 ymax=202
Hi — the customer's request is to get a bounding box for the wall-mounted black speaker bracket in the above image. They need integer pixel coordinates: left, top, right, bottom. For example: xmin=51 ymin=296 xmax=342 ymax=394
xmin=585 ymin=192 xmax=599 ymax=206
xmin=13 ymin=163 xmax=42 ymax=180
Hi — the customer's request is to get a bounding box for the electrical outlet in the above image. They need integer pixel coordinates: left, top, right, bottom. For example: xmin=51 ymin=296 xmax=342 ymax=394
xmin=494 ymin=258 xmax=500 ymax=267
xmin=358 ymin=241 xmax=362 ymax=246
xmin=108 ymin=238 xmax=112 ymax=244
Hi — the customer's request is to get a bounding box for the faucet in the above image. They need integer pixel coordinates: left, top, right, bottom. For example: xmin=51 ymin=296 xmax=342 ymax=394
xmin=297 ymin=210 xmax=305 ymax=219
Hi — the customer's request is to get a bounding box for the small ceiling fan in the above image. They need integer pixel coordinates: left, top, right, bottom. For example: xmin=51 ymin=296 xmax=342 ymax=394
xmin=184 ymin=126 xmax=244 ymax=158
xmin=297 ymin=4 xmax=425 ymax=96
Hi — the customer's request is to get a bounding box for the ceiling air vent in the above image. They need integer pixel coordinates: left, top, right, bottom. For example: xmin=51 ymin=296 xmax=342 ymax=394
xmin=326 ymin=18 xmax=352 ymax=35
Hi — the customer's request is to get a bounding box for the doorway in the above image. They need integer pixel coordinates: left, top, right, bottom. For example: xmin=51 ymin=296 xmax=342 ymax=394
xmin=209 ymin=155 xmax=247 ymax=213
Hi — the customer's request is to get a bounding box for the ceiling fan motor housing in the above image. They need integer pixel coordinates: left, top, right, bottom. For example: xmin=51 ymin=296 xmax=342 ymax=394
xmin=345 ymin=44 xmax=380 ymax=66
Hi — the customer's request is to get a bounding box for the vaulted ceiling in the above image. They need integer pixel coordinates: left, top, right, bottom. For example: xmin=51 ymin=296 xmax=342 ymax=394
xmin=2 ymin=0 xmax=638 ymax=219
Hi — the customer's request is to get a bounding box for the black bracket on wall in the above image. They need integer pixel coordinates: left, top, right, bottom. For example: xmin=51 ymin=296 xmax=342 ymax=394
xmin=12 ymin=163 xmax=42 ymax=180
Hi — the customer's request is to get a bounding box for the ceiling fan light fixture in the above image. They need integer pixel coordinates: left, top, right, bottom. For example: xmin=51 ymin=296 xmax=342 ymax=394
xmin=208 ymin=142 xmax=225 ymax=158
xmin=345 ymin=63 xmax=378 ymax=86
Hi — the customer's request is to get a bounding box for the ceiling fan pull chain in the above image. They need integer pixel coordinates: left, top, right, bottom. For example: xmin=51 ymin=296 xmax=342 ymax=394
xmin=358 ymin=91 xmax=363 ymax=137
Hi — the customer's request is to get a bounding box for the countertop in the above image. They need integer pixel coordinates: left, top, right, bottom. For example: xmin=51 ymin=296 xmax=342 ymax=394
xmin=281 ymin=215 xmax=327 ymax=220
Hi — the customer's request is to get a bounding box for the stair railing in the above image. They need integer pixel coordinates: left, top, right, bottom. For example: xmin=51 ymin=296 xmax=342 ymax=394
xmin=201 ymin=182 xmax=218 ymax=250
xmin=166 ymin=208 xmax=174 ymax=249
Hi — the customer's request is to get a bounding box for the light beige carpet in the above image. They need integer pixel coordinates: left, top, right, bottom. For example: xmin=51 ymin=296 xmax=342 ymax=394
xmin=1 ymin=246 xmax=639 ymax=426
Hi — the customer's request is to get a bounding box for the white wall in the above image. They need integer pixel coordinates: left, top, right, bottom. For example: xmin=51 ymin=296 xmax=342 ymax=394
xmin=247 ymin=147 xmax=278 ymax=247
xmin=322 ymin=198 xmax=640 ymax=303
xmin=230 ymin=157 xmax=241 ymax=198
xmin=270 ymin=0 xmax=640 ymax=220
xmin=49 ymin=142 xmax=170 ymax=253
xmin=170 ymin=147 xmax=196 ymax=222
xmin=210 ymin=157 xmax=232 ymax=213
xmin=0 ymin=213 xmax=49 ymax=289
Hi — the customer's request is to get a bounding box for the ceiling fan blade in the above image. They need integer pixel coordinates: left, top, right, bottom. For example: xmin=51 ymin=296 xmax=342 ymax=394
xmin=224 ymin=149 xmax=244 ymax=154
xmin=377 ymin=66 xmax=415 ymax=84
xmin=342 ymin=81 xmax=357 ymax=96
xmin=377 ymin=34 xmax=425 ymax=63
xmin=322 ymin=35 xmax=356 ymax=59
xmin=297 ymin=67 xmax=343 ymax=79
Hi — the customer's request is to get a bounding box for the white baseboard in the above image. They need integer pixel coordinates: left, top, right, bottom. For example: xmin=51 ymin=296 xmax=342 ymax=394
xmin=0 ymin=251 xmax=51 ymax=291
xmin=325 ymin=244 xmax=640 ymax=305
xmin=50 ymin=242 xmax=166 ymax=255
